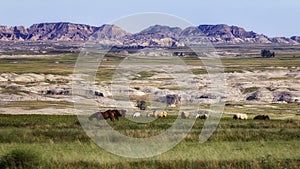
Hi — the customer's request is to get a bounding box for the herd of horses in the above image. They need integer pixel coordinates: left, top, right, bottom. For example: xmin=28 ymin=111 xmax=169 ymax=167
xmin=88 ymin=109 xmax=270 ymax=122
xmin=232 ymin=113 xmax=270 ymax=120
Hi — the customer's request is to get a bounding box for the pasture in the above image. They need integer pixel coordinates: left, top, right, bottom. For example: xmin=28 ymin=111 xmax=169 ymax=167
xmin=0 ymin=48 xmax=300 ymax=168
xmin=1 ymin=52 xmax=300 ymax=76
xmin=0 ymin=114 xmax=299 ymax=169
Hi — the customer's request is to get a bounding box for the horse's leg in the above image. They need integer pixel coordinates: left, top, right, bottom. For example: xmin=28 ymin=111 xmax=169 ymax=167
xmin=96 ymin=113 xmax=101 ymax=120
xmin=110 ymin=113 xmax=115 ymax=122
xmin=88 ymin=114 xmax=94 ymax=121
xmin=109 ymin=116 xmax=114 ymax=122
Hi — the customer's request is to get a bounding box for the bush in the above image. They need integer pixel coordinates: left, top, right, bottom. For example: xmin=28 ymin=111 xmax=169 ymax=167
xmin=0 ymin=148 xmax=41 ymax=169
xmin=261 ymin=49 xmax=275 ymax=58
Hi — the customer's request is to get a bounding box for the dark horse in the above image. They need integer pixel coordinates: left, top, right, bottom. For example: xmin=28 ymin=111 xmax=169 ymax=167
xmin=119 ymin=109 xmax=127 ymax=117
xmin=89 ymin=109 xmax=123 ymax=122
xmin=254 ymin=115 xmax=270 ymax=120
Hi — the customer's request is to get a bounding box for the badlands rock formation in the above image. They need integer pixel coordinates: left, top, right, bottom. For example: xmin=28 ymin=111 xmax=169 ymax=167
xmin=1 ymin=22 xmax=300 ymax=47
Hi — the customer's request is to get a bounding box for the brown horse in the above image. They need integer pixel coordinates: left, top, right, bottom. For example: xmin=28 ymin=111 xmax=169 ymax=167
xmin=89 ymin=109 xmax=123 ymax=122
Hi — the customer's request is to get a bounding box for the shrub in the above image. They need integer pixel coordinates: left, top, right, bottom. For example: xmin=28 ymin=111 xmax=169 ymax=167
xmin=241 ymin=86 xmax=259 ymax=94
xmin=261 ymin=49 xmax=275 ymax=58
xmin=0 ymin=148 xmax=41 ymax=169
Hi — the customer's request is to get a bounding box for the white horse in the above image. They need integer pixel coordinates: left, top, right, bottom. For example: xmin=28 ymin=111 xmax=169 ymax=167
xmin=132 ymin=112 xmax=141 ymax=118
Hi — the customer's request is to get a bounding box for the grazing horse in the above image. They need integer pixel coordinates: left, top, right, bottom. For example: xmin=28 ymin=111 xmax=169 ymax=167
xmin=147 ymin=111 xmax=168 ymax=118
xmin=254 ymin=115 xmax=270 ymax=120
xmin=233 ymin=113 xmax=248 ymax=120
xmin=181 ymin=112 xmax=190 ymax=119
xmin=89 ymin=109 xmax=123 ymax=122
xmin=132 ymin=112 xmax=141 ymax=118
xmin=196 ymin=114 xmax=208 ymax=119
xmin=119 ymin=109 xmax=127 ymax=117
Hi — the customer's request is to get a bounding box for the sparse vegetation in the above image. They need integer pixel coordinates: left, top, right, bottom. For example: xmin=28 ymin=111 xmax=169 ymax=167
xmin=241 ymin=87 xmax=260 ymax=94
xmin=133 ymin=71 xmax=156 ymax=80
xmin=0 ymin=54 xmax=77 ymax=75
xmin=0 ymin=101 xmax=74 ymax=110
xmin=261 ymin=49 xmax=275 ymax=58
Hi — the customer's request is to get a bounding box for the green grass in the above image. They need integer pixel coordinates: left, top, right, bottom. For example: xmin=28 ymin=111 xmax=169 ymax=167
xmin=221 ymin=56 xmax=300 ymax=68
xmin=0 ymin=148 xmax=42 ymax=169
xmin=241 ymin=86 xmax=260 ymax=94
xmin=1 ymin=141 xmax=299 ymax=169
xmin=132 ymin=71 xmax=156 ymax=80
xmin=0 ymin=101 xmax=74 ymax=110
xmin=0 ymin=54 xmax=77 ymax=75
xmin=0 ymin=115 xmax=299 ymax=168
xmin=184 ymin=56 xmax=300 ymax=73
xmin=96 ymin=68 xmax=116 ymax=81
xmin=1 ymin=53 xmax=299 ymax=83
xmin=1 ymin=50 xmax=300 ymax=168
xmin=191 ymin=68 xmax=207 ymax=75
xmin=224 ymin=102 xmax=300 ymax=115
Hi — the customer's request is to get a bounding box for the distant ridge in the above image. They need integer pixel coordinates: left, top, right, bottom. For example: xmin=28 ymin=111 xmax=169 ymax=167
xmin=0 ymin=22 xmax=299 ymax=47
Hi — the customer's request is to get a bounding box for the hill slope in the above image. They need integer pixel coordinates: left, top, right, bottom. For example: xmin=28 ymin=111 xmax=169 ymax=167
xmin=0 ymin=22 xmax=299 ymax=47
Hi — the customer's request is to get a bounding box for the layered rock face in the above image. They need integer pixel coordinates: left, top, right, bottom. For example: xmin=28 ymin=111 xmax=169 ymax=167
xmin=0 ymin=22 xmax=299 ymax=47
xmin=0 ymin=26 xmax=28 ymax=41
xmin=26 ymin=23 xmax=97 ymax=41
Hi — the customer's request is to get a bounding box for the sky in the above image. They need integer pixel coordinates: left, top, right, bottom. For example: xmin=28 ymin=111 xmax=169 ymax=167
xmin=0 ymin=0 xmax=299 ymax=37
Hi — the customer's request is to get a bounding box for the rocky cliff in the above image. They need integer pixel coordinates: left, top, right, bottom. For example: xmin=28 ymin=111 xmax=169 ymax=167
xmin=0 ymin=22 xmax=299 ymax=47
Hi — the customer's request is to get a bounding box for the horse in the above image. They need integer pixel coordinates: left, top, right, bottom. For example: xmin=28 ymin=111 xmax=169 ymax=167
xmin=254 ymin=115 xmax=270 ymax=120
xmin=233 ymin=113 xmax=248 ymax=120
xmin=196 ymin=114 xmax=208 ymax=119
xmin=147 ymin=111 xmax=167 ymax=118
xmin=181 ymin=112 xmax=190 ymax=119
xmin=119 ymin=109 xmax=127 ymax=117
xmin=132 ymin=112 xmax=141 ymax=118
xmin=89 ymin=109 xmax=122 ymax=122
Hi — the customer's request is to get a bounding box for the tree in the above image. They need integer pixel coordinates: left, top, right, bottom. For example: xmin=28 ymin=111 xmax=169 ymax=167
xmin=261 ymin=49 xmax=275 ymax=58
xmin=136 ymin=100 xmax=147 ymax=110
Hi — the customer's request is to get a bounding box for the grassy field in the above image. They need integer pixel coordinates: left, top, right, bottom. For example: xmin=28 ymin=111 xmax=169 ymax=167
xmin=1 ymin=53 xmax=300 ymax=76
xmin=0 ymin=100 xmax=74 ymax=110
xmin=0 ymin=54 xmax=76 ymax=75
xmin=0 ymin=50 xmax=300 ymax=168
xmin=0 ymin=114 xmax=299 ymax=169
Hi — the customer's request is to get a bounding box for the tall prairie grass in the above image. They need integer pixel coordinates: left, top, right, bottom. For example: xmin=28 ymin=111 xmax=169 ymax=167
xmin=0 ymin=115 xmax=299 ymax=168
